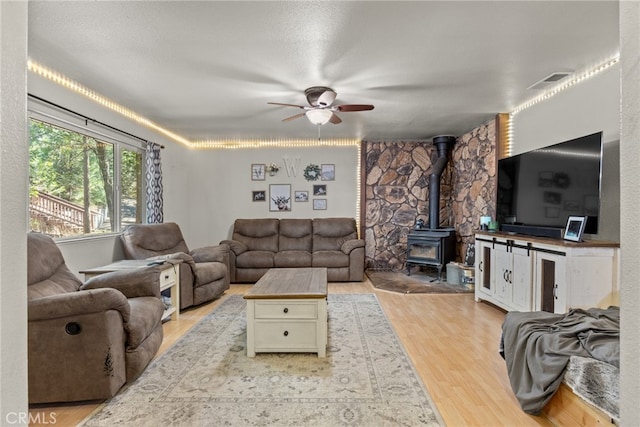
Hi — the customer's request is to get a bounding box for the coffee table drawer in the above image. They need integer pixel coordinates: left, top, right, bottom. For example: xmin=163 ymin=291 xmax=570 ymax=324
xmin=254 ymin=321 xmax=318 ymax=349
xmin=254 ymin=301 xmax=317 ymax=319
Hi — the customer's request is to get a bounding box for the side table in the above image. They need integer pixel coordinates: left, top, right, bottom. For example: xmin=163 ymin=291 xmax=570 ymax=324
xmin=80 ymin=259 xmax=180 ymax=321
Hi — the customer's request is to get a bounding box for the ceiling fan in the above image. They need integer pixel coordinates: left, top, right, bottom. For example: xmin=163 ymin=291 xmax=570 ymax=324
xmin=268 ymin=86 xmax=374 ymax=125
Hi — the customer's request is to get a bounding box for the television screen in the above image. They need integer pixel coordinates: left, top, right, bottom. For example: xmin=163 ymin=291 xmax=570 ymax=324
xmin=496 ymin=132 xmax=602 ymax=235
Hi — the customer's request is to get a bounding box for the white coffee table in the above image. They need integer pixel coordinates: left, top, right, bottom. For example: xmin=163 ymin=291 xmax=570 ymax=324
xmin=244 ymin=268 xmax=328 ymax=357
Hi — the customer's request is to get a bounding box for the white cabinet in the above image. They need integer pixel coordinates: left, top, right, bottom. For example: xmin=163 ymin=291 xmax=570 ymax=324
xmin=474 ymin=237 xmax=533 ymax=312
xmin=475 ymin=232 xmax=618 ymax=313
xmin=475 ymin=239 xmax=494 ymax=298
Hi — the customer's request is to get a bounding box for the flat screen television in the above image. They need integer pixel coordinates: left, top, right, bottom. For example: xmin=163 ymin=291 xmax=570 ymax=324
xmin=496 ymin=131 xmax=602 ymax=238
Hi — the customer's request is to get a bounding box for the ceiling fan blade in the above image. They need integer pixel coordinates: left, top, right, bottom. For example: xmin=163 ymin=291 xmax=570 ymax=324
xmin=268 ymin=102 xmax=306 ymax=109
xmin=336 ymin=104 xmax=375 ymax=112
xmin=329 ymin=113 xmax=342 ymax=124
xmin=282 ymin=113 xmax=306 ymax=122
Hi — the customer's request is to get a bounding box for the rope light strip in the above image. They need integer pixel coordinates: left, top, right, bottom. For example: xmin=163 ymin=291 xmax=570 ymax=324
xmin=28 ymin=59 xmax=363 ymax=150
xmin=28 ymin=59 xmax=192 ymax=147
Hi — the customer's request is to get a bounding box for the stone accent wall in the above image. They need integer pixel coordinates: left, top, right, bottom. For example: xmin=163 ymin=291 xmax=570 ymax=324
xmin=363 ymin=119 xmax=496 ymax=270
xmin=451 ymin=120 xmax=497 ymax=259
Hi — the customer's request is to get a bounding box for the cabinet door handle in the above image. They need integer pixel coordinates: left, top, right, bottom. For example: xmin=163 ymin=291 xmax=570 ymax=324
xmin=553 ymin=284 xmax=558 ymax=299
xmin=283 ymin=307 xmax=289 ymax=314
xmin=509 ymin=270 xmax=513 ymax=284
xmin=479 ymin=261 xmax=484 ymax=272
xmin=283 ymin=330 xmax=289 ymax=337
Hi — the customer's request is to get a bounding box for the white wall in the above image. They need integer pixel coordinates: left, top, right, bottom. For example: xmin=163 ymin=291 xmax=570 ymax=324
xmin=186 ymin=145 xmax=360 ymax=248
xmin=619 ymin=1 xmax=640 ymax=424
xmin=510 ymin=63 xmax=620 ymax=242
xmin=0 ymin=1 xmax=29 ymax=424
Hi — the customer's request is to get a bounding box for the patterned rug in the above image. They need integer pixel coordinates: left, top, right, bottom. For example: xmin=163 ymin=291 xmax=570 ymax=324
xmin=80 ymin=294 xmax=443 ymax=427
xmin=367 ymin=270 xmax=474 ymax=294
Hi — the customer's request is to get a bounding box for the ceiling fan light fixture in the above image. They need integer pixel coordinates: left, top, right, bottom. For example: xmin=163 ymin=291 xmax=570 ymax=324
xmin=305 ymin=109 xmax=333 ymax=125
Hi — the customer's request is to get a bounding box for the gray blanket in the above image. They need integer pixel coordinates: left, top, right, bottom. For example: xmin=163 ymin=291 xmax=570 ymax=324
xmin=501 ymin=306 xmax=619 ymax=415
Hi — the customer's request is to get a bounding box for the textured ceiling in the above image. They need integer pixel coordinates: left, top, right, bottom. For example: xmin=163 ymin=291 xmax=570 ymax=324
xmin=28 ymin=1 xmax=619 ymax=143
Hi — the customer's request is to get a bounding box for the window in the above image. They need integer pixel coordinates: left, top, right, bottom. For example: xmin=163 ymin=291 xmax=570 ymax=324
xmin=29 ymin=118 xmax=145 ymax=238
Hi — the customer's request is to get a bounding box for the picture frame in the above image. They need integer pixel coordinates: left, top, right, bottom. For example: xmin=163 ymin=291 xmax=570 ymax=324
xmin=252 ymin=190 xmax=266 ymax=202
xmin=269 ymin=184 xmax=291 ymax=212
xmin=251 ymin=164 xmax=265 ymax=181
xmin=563 ymin=215 xmax=587 ymax=242
xmin=313 ymin=198 xmax=327 ymax=210
xmin=321 ymin=164 xmax=335 ymax=181
xmin=313 ymin=184 xmax=327 ymax=196
xmin=294 ymin=190 xmax=308 ymax=202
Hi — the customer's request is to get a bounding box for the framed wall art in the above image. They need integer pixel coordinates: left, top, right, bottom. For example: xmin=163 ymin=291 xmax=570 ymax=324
xmin=313 ymin=199 xmax=327 ymax=210
xmin=294 ymin=191 xmax=309 ymax=202
xmin=321 ymin=164 xmax=335 ymax=181
xmin=252 ymin=190 xmax=266 ymax=202
xmin=313 ymin=184 xmax=327 ymax=196
xmin=269 ymin=184 xmax=291 ymax=212
xmin=251 ymin=164 xmax=265 ymax=181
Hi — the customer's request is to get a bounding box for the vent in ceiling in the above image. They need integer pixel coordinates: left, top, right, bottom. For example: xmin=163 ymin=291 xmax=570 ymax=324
xmin=527 ymin=72 xmax=572 ymax=90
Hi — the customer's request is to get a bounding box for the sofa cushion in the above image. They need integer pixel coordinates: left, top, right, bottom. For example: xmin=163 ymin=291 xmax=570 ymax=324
xmin=274 ymin=250 xmax=312 ymax=268
xmin=124 ymin=296 xmax=165 ymax=349
xmin=193 ymin=262 xmax=227 ymax=287
xmin=279 ymin=219 xmax=312 ymax=251
xmin=312 ymin=218 xmax=358 ymax=252
xmin=236 ymin=251 xmax=275 ymax=269
xmin=232 ymin=219 xmax=279 ymax=252
xmin=312 ymin=251 xmax=350 ymax=268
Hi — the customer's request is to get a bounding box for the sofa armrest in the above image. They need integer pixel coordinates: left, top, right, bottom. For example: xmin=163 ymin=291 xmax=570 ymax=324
xmin=80 ymin=267 xmax=162 ymax=299
xmin=341 ymin=239 xmax=365 ymax=254
xmin=220 ymin=239 xmax=248 ymax=256
xmin=28 ymin=288 xmax=130 ymax=322
xmin=190 ymin=244 xmax=229 ymax=263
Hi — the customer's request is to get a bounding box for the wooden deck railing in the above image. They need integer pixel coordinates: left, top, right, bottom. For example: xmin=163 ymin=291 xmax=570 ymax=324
xmin=30 ymin=191 xmax=104 ymax=230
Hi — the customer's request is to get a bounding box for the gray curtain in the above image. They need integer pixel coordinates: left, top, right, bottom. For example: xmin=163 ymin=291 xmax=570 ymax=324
xmin=145 ymin=142 xmax=163 ymax=223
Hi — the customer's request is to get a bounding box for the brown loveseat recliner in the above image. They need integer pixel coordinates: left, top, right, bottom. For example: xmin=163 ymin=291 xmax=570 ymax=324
xmin=222 ymin=217 xmax=365 ymax=283
xmin=27 ymin=232 xmax=165 ymax=403
xmin=120 ymin=222 xmax=229 ymax=309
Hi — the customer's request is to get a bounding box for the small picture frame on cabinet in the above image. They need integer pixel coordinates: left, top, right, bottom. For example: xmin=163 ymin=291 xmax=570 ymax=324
xmin=563 ymin=215 xmax=587 ymax=242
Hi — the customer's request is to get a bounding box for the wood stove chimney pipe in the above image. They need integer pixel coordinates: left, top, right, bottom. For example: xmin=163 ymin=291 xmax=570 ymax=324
xmin=428 ymin=135 xmax=457 ymax=229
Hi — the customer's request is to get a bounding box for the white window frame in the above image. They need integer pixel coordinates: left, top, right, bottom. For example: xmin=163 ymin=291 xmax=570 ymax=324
xmin=28 ymin=97 xmax=147 ymax=241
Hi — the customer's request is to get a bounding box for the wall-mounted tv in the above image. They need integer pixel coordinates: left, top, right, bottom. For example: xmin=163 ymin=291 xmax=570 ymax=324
xmin=496 ymin=131 xmax=602 ymax=238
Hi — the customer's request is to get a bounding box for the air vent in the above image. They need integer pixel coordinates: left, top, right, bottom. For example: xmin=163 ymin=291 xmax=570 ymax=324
xmin=527 ymin=72 xmax=572 ymax=90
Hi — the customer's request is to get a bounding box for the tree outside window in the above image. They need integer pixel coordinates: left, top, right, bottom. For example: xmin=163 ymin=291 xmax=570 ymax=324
xmin=29 ymin=119 xmax=143 ymax=238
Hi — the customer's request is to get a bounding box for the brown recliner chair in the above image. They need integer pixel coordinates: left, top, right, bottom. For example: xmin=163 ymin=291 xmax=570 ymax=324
xmin=120 ymin=222 xmax=229 ymax=309
xmin=27 ymin=232 xmax=165 ymax=403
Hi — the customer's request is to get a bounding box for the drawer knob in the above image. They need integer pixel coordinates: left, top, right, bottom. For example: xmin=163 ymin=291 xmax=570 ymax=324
xmin=164 ymin=275 xmax=170 ymax=280
xmin=283 ymin=330 xmax=289 ymax=337
xmin=283 ymin=307 xmax=289 ymax=314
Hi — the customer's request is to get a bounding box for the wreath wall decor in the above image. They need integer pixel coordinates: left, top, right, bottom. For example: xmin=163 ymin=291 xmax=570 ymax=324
xmin=303 ymin=164 xmax=322 ymax=181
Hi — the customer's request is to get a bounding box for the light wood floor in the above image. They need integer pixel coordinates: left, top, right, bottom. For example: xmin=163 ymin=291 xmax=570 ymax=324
xmin=29 ymin=279 xmax=554 ymax=427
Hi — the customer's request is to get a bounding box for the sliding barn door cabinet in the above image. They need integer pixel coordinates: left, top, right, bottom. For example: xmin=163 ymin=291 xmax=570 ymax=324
xmin=474 ymin=231 xmax=619 ymax=313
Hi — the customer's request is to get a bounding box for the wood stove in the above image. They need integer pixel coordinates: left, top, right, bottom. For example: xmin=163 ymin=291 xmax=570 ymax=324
xmin=406 ymin=228 xmax=456 ymax=278
xmin=405 ymin=135 xmax=458 ymax=279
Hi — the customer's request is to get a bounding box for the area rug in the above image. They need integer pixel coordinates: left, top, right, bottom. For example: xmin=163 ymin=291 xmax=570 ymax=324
xmin=367 ymin=270 xmax=473 ymax=294
xmin=80 ymin=294 xmax=443 ymax=427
